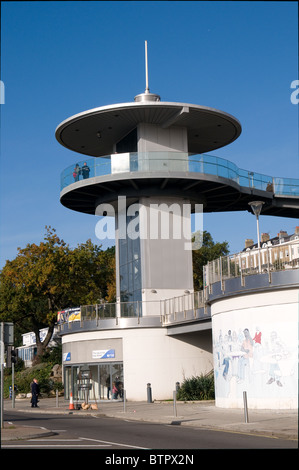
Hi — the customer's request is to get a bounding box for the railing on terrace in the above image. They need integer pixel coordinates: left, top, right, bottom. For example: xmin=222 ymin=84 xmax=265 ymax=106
xmin=57 ymin=240 xmax=299 ymax=330
xmin=60 ymin=152 xmax=299 ymax=197
xmin=204 ymin=239 xmax=299 ymax=288
xmin=80 ymin=300 xmax=161 ymax=321
xmin=57 ymin=300 xmax=163 ymax=330
xmin=57 ymin=293 xmax=208 ymax=330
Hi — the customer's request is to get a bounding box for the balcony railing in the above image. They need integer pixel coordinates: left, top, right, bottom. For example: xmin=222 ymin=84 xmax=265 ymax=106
xmin=57 ymin=239 xmax=299 ymax=330
xmin=60 ymin=152 xmax=299 ymax=197
xmin=204 ymin=239 xmax=299 ymax=288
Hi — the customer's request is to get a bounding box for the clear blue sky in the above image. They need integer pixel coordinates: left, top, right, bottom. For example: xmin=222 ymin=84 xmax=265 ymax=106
xmin=0 ymin=1 xmax=298 ymax=268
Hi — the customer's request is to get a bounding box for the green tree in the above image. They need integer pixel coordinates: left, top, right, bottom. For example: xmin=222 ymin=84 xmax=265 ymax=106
xmin=192 ymin=231 xmax=229 ymax=290
xmin=0 ymin=226 xmax=115 ymax=360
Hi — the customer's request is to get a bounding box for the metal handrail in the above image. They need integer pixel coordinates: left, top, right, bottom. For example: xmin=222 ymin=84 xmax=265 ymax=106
xmin=204 ymin=239 xmax=299 ymax=287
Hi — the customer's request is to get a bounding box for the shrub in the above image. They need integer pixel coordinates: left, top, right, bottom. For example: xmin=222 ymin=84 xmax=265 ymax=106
xmin=176 ymin=373 xmax=215 ymax=401
xmin=3 ymin=362 xmax=63 ymax=398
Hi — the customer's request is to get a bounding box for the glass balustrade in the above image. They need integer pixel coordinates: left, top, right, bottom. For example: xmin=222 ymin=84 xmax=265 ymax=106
xmin=60 ymin=152 xmax=299 ymax=197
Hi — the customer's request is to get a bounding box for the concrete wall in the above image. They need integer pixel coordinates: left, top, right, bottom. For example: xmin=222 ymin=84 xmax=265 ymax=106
xmin=137 ymin=123 xmax=188 ymax=154
xmin=139 ymin=196 xmax=194 ymax=306
xmin=122 ymin=328 xmax=212 ymax=400
xmin=211 ymin=288 xmax=298 ymax=409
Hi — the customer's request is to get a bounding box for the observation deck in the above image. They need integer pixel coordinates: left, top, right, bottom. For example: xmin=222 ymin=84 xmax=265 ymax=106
xmin=60 ymin=152 xmax=299 ymax=218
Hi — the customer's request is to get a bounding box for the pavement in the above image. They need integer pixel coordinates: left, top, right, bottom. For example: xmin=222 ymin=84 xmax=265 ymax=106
xmin=1 ymin=397 xmax=298 ymax=443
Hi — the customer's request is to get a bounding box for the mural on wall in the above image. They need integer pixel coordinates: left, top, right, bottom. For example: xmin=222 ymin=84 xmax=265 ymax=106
xmin=213 ymin=305 xmax=298 ymax=401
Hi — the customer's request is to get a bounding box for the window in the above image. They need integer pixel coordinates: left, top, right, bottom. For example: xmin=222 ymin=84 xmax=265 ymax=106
xmin=118 ymin=206 xmax=142 ymax=306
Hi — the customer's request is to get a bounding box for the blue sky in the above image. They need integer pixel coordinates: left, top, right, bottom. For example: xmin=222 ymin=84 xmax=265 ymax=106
xmin=0 ymin=1 xmax=298 ymax=268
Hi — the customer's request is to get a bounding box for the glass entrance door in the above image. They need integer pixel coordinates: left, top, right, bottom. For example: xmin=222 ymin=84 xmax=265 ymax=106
xmin=99 ymin=364 xmax=111 ymax=400
xmin=111 ymin=363 xmax=124 ymax=399
xmin=64 ymin=362 xmax=124 ymax=401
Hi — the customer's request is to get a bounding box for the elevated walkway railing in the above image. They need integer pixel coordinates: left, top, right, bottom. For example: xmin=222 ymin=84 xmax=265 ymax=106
xmin=60 ymin=152 xmax=299 ymax=198
xmin=204 ymin=239 xmax=299 ymax=289
xmin=57 ymin=240 xmax=299 ymax=331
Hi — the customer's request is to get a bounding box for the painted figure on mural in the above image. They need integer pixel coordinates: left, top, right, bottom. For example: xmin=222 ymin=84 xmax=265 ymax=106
xmin=237 ymin=328 xmax=253 ymax=383
xmin=264 ymin=330 xmax=289 ymax=387
xmin=214 ymin=322 xmax=297 ymax=401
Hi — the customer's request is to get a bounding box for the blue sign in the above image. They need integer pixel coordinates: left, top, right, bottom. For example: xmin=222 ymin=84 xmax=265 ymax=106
xmin=102 ymin=349 xmax=115 ymax=359
xmin=63 ymin=352 xmax=71 ymax=362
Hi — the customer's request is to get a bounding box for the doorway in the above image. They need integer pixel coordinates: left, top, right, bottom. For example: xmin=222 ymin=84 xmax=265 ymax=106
xmin=64 ymin=362 xmax=124 ymax=401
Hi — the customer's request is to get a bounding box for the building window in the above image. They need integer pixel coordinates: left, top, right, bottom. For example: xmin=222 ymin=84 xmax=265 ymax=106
xmin=116 ymin=128 xmax=137 ymax=153
xmin=118 ymin=206 xmax=142 ymax=308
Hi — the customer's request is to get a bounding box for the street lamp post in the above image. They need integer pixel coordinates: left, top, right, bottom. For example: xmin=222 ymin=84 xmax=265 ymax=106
xmin=248 ymin=201 xmax=265 ymax=273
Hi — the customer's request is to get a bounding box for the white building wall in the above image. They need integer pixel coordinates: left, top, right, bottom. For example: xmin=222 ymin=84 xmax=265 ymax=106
xmin=139 ymin=196 xmax=194 ymax=308
xmin=62 ymin=327 xmax=212 ymax=401
xmin=122 ymin=328 xmax=212 ymax=401
xmin=137 ymin=123 xmax=188 ymax=154
xmin=211 ymin=288 xmax=298 ymax=409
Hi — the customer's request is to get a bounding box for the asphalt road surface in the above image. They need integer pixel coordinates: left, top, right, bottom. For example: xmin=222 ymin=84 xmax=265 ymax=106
xmin=2 ymin=410 xmax=297 ymax=453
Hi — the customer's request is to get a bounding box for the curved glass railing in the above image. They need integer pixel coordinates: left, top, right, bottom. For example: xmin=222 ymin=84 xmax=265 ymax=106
xmin=60 ymin=152 xmax=299 ymax=197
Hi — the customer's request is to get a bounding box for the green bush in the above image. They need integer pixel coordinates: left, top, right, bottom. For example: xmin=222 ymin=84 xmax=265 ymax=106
xmin=176 ymin=373 xmax=215 ymax=401
xmin=3 ymin=363 xmax=63 ymax=398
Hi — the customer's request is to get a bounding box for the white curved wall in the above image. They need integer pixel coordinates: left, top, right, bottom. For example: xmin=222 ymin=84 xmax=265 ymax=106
xmin=62 ymin=327 xmax=213 ymax=401
xmin=211 ymin=288 xmax=298 ymax=409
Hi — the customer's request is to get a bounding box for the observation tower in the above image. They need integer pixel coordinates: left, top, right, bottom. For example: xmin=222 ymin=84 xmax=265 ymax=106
xmin=56 ymin=43 xmax=299 ymax=405
xmin=56 ymin=42 xmax=244 ymax=309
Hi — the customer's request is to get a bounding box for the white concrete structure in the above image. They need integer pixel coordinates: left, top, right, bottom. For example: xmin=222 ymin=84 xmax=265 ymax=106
xmin=56 ymin=45 xmax=299 ymax=407
xmin=58 ymin=240 xmax=298 ymax=408
xmin=62 ymin=326 xmax=212 ymax=401
xmin=212 ymin=288 xmax=298 ymax=409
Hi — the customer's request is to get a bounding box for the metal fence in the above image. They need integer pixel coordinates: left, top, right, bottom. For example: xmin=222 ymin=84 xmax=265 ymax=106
xmin=161 ymin=290 xmax=205 ymax=317
xmin=204 ymin=239 xmax=299 ymax=288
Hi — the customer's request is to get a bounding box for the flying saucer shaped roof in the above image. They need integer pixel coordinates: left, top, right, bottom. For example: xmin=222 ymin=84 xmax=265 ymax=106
xmin=55 ymin=99 xmax=242 ymax=157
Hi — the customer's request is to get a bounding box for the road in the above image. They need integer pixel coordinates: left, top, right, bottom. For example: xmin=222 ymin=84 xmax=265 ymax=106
xmin=2 ymin=410 xmax=297 ymax=453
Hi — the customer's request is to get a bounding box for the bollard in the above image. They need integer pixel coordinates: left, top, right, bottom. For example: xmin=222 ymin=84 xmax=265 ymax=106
xmin=56 ymin=389 xmax=59 ymax=408
xmin=12 ymin=363 xmax=15 ymax=409
xmin=173 ymin=390 xmax=177 ymax=417
xmin=243 ymin=391 xmax=249 ymax=423
xmin=123 ymin=389 xmax=126 ymax=412
xmin=147 ymin=383 xmax=152 ymax=403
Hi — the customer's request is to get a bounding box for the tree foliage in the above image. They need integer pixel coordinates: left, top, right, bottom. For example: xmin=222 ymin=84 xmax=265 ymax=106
xmin=0 ymin=226 xmax=115 ymax=359
xmin=192 ymin=231 xmax=229 ymax=290
xmin=0 ymin=226 xmax=228 ymax=361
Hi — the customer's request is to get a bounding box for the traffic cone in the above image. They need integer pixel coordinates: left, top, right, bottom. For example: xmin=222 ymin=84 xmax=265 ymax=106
xmin=69 ymin=392 xmax=75 ymax=410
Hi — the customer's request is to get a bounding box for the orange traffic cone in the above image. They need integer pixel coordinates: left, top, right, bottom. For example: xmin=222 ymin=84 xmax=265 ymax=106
xmin=69 ymin=392 xmax=75 ymax=410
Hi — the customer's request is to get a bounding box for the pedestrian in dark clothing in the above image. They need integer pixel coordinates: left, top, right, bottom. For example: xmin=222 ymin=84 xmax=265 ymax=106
xmin=73 ymin=163 xmax=80 ymax=182
xmin=82 ymin=162 xmax=90 ymax=179
xmin=31 ymin=378 xmax=40 ymax=408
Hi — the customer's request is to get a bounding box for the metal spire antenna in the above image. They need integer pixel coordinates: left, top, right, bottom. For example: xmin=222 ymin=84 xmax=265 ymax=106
xmin=134 ymin=40 xmax=160 ymax=102
xmin=145 ymin=40 xmax=149 ymax=94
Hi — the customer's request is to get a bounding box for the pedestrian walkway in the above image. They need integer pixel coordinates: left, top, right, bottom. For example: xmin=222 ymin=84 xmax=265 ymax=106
xmin=2 ymin=397 xmax=298 ymax=442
